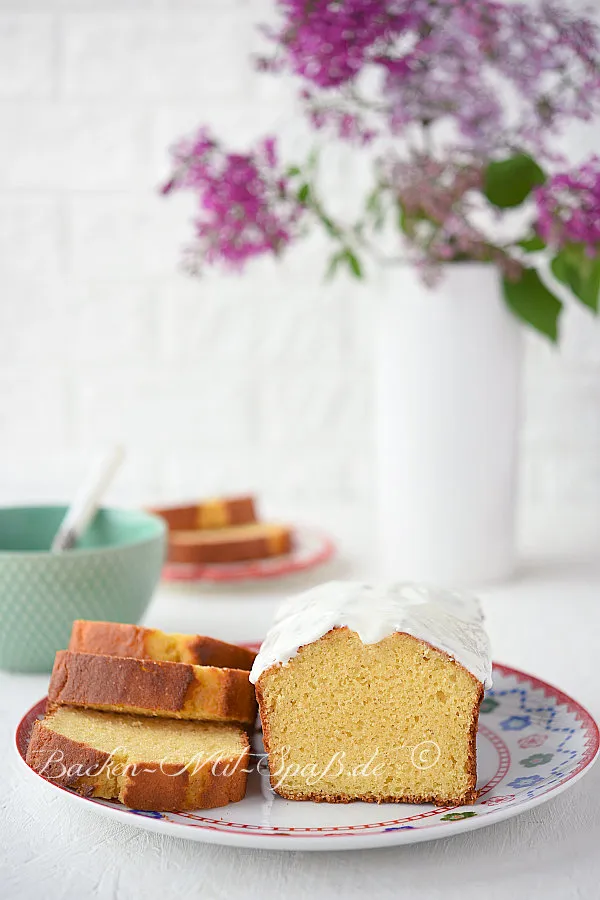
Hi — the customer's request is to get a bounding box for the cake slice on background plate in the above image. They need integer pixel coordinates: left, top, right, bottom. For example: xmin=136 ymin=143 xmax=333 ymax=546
xmin=250 ymin=582 xmax=492 ymax=805
xmin=150 ymin=494 xmax=293 ymax=565
xmin=150 ymin=495 xmax=257 ymax=531
xmin=167 ymin=522 xmax=292 ymax=564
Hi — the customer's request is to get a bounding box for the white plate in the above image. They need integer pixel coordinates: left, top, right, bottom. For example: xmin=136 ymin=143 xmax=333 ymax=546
xmin=17 ymin=659 xmax=599 ymax=851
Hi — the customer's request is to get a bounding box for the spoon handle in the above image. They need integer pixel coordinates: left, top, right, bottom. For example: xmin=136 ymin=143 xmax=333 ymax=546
xmin=51 ymin=445 xmax=125 ymax=552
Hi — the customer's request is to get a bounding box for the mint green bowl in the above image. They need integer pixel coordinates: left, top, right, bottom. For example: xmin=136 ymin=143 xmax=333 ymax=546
xmin=0 ymin=506 xmax=166 ymax=673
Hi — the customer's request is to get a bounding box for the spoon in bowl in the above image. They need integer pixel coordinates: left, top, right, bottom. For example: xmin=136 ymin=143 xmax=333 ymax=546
xmin=51 ymin=445 xmax=125 ymax=552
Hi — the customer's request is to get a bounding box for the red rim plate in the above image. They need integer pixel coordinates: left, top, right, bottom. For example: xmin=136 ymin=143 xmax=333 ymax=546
xmin=15 ymin=653 xmax=599 ymax=848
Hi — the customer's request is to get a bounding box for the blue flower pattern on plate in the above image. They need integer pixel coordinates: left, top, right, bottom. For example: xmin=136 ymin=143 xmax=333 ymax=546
xmin=129 ymin=809 xmax=165 ymax=819
xmin=500 ymin=715 xmax=532 ymax=731
xmin=508 ymin=775 xmax=545 ymax=789
xmin=484 ymin=682 xmax=580 ymax=804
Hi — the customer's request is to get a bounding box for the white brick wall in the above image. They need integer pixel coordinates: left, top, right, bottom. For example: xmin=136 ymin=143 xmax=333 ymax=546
xmin=0 ymin=0 xmax=599 ymax=551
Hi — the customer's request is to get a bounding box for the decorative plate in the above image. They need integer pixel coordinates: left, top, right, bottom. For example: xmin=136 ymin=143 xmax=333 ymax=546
xmin=161 ymin=526 xmax=335 ymax=583
xmin=16 ymin=657 xmax=598 ymax=851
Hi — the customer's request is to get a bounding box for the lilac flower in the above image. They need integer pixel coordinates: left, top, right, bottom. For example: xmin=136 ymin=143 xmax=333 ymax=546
xmin=390 ymin=155 xmax=522 ymax=283
xmin=535 ymin=157 xmax=600 ymax=253
xmin=301 ymin=88 xmax=376 ymax=143
xmin=262 ymin=1 xmax=409 ymax=88
xmin=161 ymin=1 xmax=600 ymax=340
xmin=391 ymin=156 xmax=485 ymax=223
xmin=162 ymin=130 xmax=303 ymax=271
xmin=263 ymin=1 xmax=600 ymax=158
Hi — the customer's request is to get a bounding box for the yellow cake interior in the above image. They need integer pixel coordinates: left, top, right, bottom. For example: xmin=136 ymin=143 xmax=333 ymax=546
xmin=257 ymin=628 xmax=483 ymax=803
xmin=30 ymin=703 xmax=249 ymax=809
xmin=43 ymin=706 xmax=245 ymax=765
xmin=170 ymin=522 xmax=288 ymax=544
xmin=145 ymin=629 xmax=197 ymax=662
xmin=144 ymin=629 xmax=253 ymax=668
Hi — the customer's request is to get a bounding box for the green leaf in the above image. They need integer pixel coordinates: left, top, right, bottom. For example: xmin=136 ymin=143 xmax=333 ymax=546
xmin=325 ymin=251 xmax=344 ymax=281
xmin=398 ymin=203 xmax=416 ymax=236
xmin=319 ymin=213 xmax=339 ymax=238
xmin=484 ymin=154 xmax=546 ymax=209
xmin=286 ymin=165 xmax=301 ymax=177
xmin=324 ymin=249 xmax=363 ymax=281
xmin=297 ymin=183 xmax=310 ymax=204
xmin=398 ymin=204 xmax=408 ymax=234
xmin=397 ymin=202 xmax=430 ymax=238
xmin=306 ymin=148 xmax=319 ymax=172
xmin=366 ymin=188 xmax=385 ymax=231
xmin=366 ymin=188 xmax=381 ymax=214
xmin=551 ymin=245 xmax=600 ymax=312
xmin=343 ymin=249 xmax=362 ymax=278
xmin=502 ymin=267 xmax=563 ymax=341
xmin=518 ymin=234 xmax=546 ymax=253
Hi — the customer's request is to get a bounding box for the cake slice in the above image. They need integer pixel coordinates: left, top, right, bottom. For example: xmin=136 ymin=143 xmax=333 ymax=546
xmin=151 ymin=495 xmax=256 ymax=531
xmin=26 ymin=706 xmax=249 ymax=810
xmin=168 ymin=522 xmax=292 ymax=565
xmin=48 ymin=651 xmax=257 ymax=726
xmin=68 ymin=620 xmax=256 ymax=671
xmin=251 ymin=582 xmax=492 ymax=805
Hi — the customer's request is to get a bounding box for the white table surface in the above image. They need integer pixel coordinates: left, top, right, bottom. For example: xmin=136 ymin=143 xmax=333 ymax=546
xmin=2 ymin=514 xmax=600 ymax=900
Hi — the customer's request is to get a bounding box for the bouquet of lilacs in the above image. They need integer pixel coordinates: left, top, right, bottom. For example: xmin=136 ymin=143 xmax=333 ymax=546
xmin=163 ymin=0 xmax=600 ymax=341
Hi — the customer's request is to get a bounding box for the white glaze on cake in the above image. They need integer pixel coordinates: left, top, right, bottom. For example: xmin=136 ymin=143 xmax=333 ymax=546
xmin=249 ymin=581 xmax=493 ymax=688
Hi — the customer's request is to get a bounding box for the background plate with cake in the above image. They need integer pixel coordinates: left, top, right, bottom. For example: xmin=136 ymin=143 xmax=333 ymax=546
xmin=154 ymin=495 xmax=335 ymax=583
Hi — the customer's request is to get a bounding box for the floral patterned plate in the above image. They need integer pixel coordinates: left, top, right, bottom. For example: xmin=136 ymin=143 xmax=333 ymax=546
xmin=16 ymin=657 xmax=598 ymax=851
xmin=161 ymin=526 xmax=335 ymax=583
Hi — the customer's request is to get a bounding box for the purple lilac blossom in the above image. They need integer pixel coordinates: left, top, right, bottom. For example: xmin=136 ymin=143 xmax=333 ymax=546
xmin=263 ymin=0 xmax=600 ymax=157
xmin=535 ymin=157 xmax=600 ymax=253
xmin=262 ymin=0 xmax=410 ymax=88
xmin=390 ymin=155 xmax=523 ymax=282
xmin=163 ymin=2 xmax=600 ymax=279
xmin=162 ymin=130 xmax=302 ymax=271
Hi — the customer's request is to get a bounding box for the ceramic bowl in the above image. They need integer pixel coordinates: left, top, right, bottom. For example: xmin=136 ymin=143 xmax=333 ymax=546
xmin=0 ymin=505 xmax=166 ymax=673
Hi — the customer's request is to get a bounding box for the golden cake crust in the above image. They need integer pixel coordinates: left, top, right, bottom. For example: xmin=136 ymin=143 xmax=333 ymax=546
xmin=68 ymin=620 xmax=256 ymax=671
xmin=254 ymin=627 xmax=484 ymax=806
xmin=49 ymin=651 xmax=257 ymax=726
xmin=25 ymin=715 xmax=249 ymax=811
xmin=150 ymin=495 xmax=257 ymax=531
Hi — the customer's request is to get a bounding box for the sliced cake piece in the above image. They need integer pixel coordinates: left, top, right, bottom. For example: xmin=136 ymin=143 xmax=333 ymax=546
xmin=48 ymin=651 xmax=257 ymax=726
xmin=250 ymin=582 xmax=492 ymax=805
xmin=151 ymin=495 xmax=256 ymax=531
xmin=68 ymin=620 xmax=256 ymax=671
xmin=168 ymin=522 xmax=292 ymax=565
xmin=26 ymin=706 xmax=249 ymax=810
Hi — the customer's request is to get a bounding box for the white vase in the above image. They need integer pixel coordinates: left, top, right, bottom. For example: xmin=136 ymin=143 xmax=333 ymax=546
xmin=376 ymin=263 xmax=523 ymax=588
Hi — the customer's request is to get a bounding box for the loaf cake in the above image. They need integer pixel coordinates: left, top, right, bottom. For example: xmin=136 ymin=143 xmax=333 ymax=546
xmin=151 ymin=495 xmax=256 ymax=531
xmin=168 ymin=522 xmax=292 ymax=565
xmin=69 ymin=620 xmax=256 ymax=671
xmin=251 ymin=582 xmax=492 ymax=805
xmin=26 ymin=706 xmax=249 ymax=810
xmin=48 ymin=651 xmax=257 ymax=726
